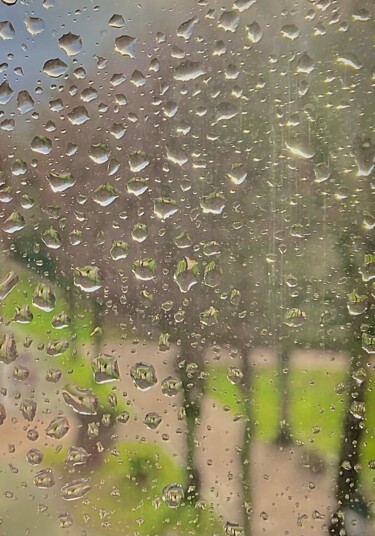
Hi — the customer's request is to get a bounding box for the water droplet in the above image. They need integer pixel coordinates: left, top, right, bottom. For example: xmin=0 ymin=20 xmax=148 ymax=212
xmin=234 ymin=0 xmax=256 ymax=11
xmin=65 ymin=446 xmax=91 ymax=467
xmin=161 ymin=377 xmax=182 ymax=397
xmin=51 ymin=312 xmax=70 ymax=329
xmin=201 ymin=192 xmax=226 ymax=214
xmin=20 ymin=399 xmax=37 ymax=421
xmin=116 ymin=411 xmax=130 ymax=424
xmin=24 ymin=16 xmax=45 ymax=35
xmin=89 ymin=143 xmax=110 ymax=164
xmin=177 ymin=16 xmax=199 ymax=40
xmin=162 ymin=483 xmax=185 ymax=508
xmin=26 ymin=448 xmax=43 ymax=465
xmin=128 ymin=151 xmax=149 ymax=172
xmin=31 ymin=135 xmax=52 ymax=154
xmin=132 ymin=258 xmax=156 ymax=281
xmin=0 ymin=271 xmax=18 ymax=302
xmin=13 ymin=365 xmax=30 ymax=381
xmin=45 ymin=415 xmax=70 ymax=439
xmin=359 ymin=254 xmax=375 ymax=282
xmin=347 ymin=291 xmax=368 ymax=316
xmin=115 ymin=35 xmax=136 ymax=57
xmin=43 ymin=58 xmax=69 ymax=78
xmin=92 ymin=183 xmax=119 ymax=206
xmin=284 ymin=308 xmax=307 ymax=328
xmin=46 ymin=368 xmax=62 ymax=383
xmin=73 ymin=266 xmax=103 ymax=292
xmin=0 ymin=81 xmax=13 ymax=104
xmin=352 ymin=9 xmax=370 ymax=22
xmin=281 ymin=24 xmax=300 ymax=40
xmin=174 ymin=60 xmax=206 ymax=81
xmin=34 ymin=468 xmax=55 ymax=489
xmin=337 ymin=53 xmax=362 ymax=70
xmin=61 ymin=478 xmax=91 ymax=501
xmin=92 ymin=355 xmax=120 ymax=383
xmin=58 ymin=32 xmax=82 ymax=56
xmin=127 ymin=177 xmax=149 ymax=196
xmin=67 ymin=105 xmax=89 ymax=125
xmin=313 ymin=162 xmax=330 ymax=183
xmin=42 ymin=227 xmax=62 ymax=249
xmin=130 ymin=362 xmax=157 ymax=390
xmin=58 ymin=513 xmax=73 ymax=529
xmin=362 ymin=334 xmax=375 ymax=355
xmin=62 ymin=384 xmax=98 ymax=415
xmin=144 ymin=412 xmax=162 ymax=430
xmin=110 ymin=122 xmax=126 ymax=139
xmin=130 ymin=69 xmax=146 ymax=87
xmin=285 ymin=137 xmax=315 ymax=159
xmin=109 ymin=13 xmax=125 ymax=28
xmin=350 ymin=401 xmax=365 ymax=419
xmin=246 ymin=22 xmax=262 ymax=43
xmin=203 ymin=261 xmax=222 ymax=288
xmin=352 ymin=137 xmax=375 ymax=177
xmin=47 ymin=339 xmax=69 ymax=357
xmin=47 ymin=172 xmax=75 ymax=192
xmin=3 ymin=210 xmax=25 ymax=233
xmin=32 ymin=283 xmax=56 ymax=312
xmin=154 ymin=197 xmax=178 ymax=219
xmin=174 ymin=258 xmax=199 ymax=293
xmin=0 ymin=333 xmax=18 ymax=364
xmin=219 ymin=10 xmax=240 ymax=32
xmin=0 ymin=20 xmax=14 ymax=40
xmin=200 ymin=306 xmax=219 ymax=326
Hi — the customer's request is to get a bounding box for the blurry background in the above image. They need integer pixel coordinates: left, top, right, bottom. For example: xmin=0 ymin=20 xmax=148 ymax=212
xmin=0 ymin=0 xmax=374 ymax=535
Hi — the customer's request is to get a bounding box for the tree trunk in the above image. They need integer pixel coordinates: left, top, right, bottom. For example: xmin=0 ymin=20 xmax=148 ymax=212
xmin=177 ymin=337 xmax=205 ymax=508
xmin=239 ymin=346 xmax=252 ymax=536
xmin=328 ymin=321 xmax=368 ymax=535
xmin=275 ymin=343 xmax=293 ymax=446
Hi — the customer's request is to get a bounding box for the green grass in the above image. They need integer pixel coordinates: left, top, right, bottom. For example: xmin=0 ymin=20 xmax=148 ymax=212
xmin=207 ymin=364 xmax=375 ymax=489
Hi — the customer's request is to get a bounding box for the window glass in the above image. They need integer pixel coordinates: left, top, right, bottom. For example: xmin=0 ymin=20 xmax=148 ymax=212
xmin=0 ymin=1 xmax=374 ymax=535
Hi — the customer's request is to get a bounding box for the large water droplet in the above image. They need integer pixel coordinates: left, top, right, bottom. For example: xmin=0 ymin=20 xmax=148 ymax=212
xmin=61 ymin=478 xmax=91 ymax=501
xmin=218 ymin=11 xmax=240 ymax=32
xmin=20 ymin=399 xmax=37 ymax=421
xmin=43 ymin=58 xmax=69 ymax=78
xmin=0 ymin=20 xmax=15 ymax=40
xmin=154 ymin=197 xmax=178 ymax=219
xmin=34 ymin=469 xmax=55 ymax=489
xmin=45 ymin=416 xmax=70 ymax=439
xmin=130 ymin=362 xmax=157 ymax=390
xmin=92 ymin=183 xmax=119 ymax=206
xmin=73 ymin=266 xmax=103 ymax=292
xmin=115 ymin=35 xmax=136 ymax=57
xmin=132 ymin=259 xmax=156 ymax=281
xmin=0 ymin=81 xmax=13 ymax=104
xmin=174 ymin=60 xmax=206 ymax=81
xmin=47 ymin=172 xmax=75 ymax=192
xmin=162 ymin=483 xmax=185 ymax=508
xmin=0 ymin=333 xmax=18 ymax=364
xmin=92 ymin=355 xmax=120 ymax=383
xmin=17 ymin=90 xmax=34 ymax=114
xmin=31 ymin=135 xmax=52 ymax=154
xmin=174 ymin=258 xmax=199 ymax=293
xmin=62 ymin=384 xmax=98 ymax=415
xmin=24 ymin=16 xmax=45 ymax=35
xmin=0 ymin=271 xmax=18 ymax=302
xmin=58 ymin=32 xmax=82 ymax=56
xmin=246 ymin=22 xmax=262 ymax=43
xmin=32 ymin=283 xmax=56 ymax=312
xmin=65 ymin=446 xmax=91 ymax=467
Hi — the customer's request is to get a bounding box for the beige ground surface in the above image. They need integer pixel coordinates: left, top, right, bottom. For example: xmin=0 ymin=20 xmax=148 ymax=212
xmin=0 ymin=342 xmax=373 ymax=536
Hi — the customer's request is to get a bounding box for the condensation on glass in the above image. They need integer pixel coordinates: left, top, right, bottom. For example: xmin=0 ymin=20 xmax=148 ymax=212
xmin=0 ymin=1 xmax=374 ymax=535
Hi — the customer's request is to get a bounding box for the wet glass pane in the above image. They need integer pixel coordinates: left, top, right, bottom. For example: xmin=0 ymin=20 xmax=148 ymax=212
xmin=0 ymin=1 xmax=374 ymax=535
